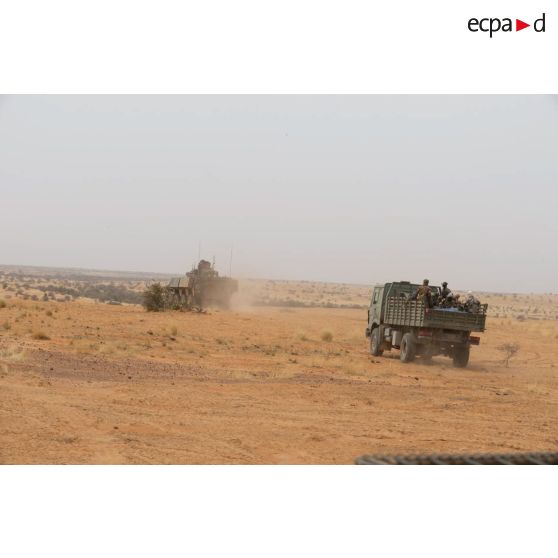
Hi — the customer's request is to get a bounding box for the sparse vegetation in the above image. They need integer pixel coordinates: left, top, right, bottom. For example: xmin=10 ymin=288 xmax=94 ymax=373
xmin=0 ymin=299 xmax=6 ymax=309
xmin=34 ymin=282 xmax=142 ymax=304
xmin=0 ymin=345 xmax=25 ymax=361
xmin=321 ymin=331 xmax=333 ymax=342
xmin=32 ymin=331 xmax=50 ymax=340
xmin=497 ymin=342 xmax=520 ymax=367
xmin=253 ymin=297 xmax=365 ymax=310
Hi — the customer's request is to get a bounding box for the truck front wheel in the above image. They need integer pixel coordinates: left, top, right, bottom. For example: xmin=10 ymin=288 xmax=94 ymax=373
xmin=400 ymin=333 xmax=416 ymax=363
xmin=370 ymin=328 xmax=383 ymax=356
xmin=452 ymin=345 xmax=470 ymax=368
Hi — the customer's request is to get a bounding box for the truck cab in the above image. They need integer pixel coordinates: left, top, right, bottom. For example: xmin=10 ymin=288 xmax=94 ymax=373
xmin=367 ymin=282 xmax=437 ymax=331
xmin=367 ymin=284 xmax=386 ymax=331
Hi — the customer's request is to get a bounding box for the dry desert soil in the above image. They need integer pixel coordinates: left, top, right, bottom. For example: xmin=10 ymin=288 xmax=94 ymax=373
xmin=1 ymin=277 xmax=558 ymax=464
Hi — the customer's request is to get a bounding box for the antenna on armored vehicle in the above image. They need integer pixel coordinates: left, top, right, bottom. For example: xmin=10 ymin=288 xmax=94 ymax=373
xmin=229 ymin=246 xmax=233 ymax=277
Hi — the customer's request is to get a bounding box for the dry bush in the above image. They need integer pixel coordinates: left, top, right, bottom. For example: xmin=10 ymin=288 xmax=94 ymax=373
xmin=32 ymin=331 xmax=50 ymax=340
xmin=321 ymin=331 xmax=333 ymax=342
xmin=0 ymin=345 xmax=25 ymax=361
xmin=2 ymin=321 xmax=11 ymax=330
xmin=0 ymin=299 xmax=6 ymax=309
xmin=497 ymin=342 xmax=520 ymax=367
xmin=527 ymin=384 xmax=550 ymax=396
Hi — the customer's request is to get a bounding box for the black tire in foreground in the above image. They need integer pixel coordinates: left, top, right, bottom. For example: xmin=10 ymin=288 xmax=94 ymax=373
xmin=400 ymin=333 xmax=416 ymax=362
xmin=355 ymin=452 xmax=558 ymax=465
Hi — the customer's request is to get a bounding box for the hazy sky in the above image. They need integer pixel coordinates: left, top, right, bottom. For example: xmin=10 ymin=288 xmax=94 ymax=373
xmin=1 ymin=95 xmax=556 ymax=292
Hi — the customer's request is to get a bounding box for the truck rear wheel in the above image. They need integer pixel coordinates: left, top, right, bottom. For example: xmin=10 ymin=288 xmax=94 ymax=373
xmin=400 ymin=333 xmax=416 ymax=363
xmin=370 ymin=328 xmax=383 ymax=356
xmin=452 ymin=345 xmax=470 ymax=368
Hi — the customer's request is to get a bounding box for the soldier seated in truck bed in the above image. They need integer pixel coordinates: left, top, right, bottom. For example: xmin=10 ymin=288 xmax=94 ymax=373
xmin=464 ymin=291 xmax=481 ymax=313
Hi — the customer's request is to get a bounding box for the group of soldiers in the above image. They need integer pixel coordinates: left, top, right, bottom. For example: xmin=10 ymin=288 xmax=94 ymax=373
xmin=410 ymin=279 xmax=482 ymax=313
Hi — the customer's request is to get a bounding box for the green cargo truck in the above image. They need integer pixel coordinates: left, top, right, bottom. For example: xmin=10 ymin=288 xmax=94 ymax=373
xmin=365 ymin=281 xmax=487 ymax=367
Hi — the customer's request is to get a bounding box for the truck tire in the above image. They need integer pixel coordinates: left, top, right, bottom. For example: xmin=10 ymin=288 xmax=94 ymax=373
xmin=452 ymin=345 xmax=470 ymax=368
xmin=400 ymin=333 xmax=416 ymax=363
xmin=370 ymin=328 xmax=383 ymax=356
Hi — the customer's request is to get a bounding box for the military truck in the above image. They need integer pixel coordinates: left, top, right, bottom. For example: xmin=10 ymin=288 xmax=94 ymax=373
xmin=365 ymin=281 xmax=487 ymax=367
xmin=167 ymin=259 xmax=238 ymax=311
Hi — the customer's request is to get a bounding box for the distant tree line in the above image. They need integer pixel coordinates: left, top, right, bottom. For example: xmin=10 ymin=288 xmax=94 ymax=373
xmin=253 ymin=297 xmax=366 ymax=310
xmin=35 ymin=283 xmax=143 ymax=304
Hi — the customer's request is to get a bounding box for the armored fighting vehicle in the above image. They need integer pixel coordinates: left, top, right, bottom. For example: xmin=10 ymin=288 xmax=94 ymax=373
xmin=365 ymin=281 xmax=487 ymax=367
xmin=167 ymin=259 xmax=238 ymax=311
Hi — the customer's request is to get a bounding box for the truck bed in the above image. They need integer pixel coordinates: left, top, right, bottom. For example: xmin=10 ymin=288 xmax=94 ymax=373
xmin=384 ymin=297 xmax=487 ymax=332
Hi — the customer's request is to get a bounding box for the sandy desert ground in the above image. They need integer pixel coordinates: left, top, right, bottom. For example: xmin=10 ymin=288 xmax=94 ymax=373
xmin=1 ymin=268 xmax=558 ymax=464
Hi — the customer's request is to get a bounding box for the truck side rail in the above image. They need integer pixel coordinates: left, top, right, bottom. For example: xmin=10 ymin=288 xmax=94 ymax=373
xmin=384 ymin=297 xmax=426 ymax=327
xmin=384 ymin=298 xmax=488 ymax=332
xmin=425 ymin=304 xmax=487 ymax=332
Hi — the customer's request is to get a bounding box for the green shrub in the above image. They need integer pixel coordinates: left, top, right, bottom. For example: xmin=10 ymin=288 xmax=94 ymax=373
xmin=143 ymin=283 xmax=168 ymax=312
